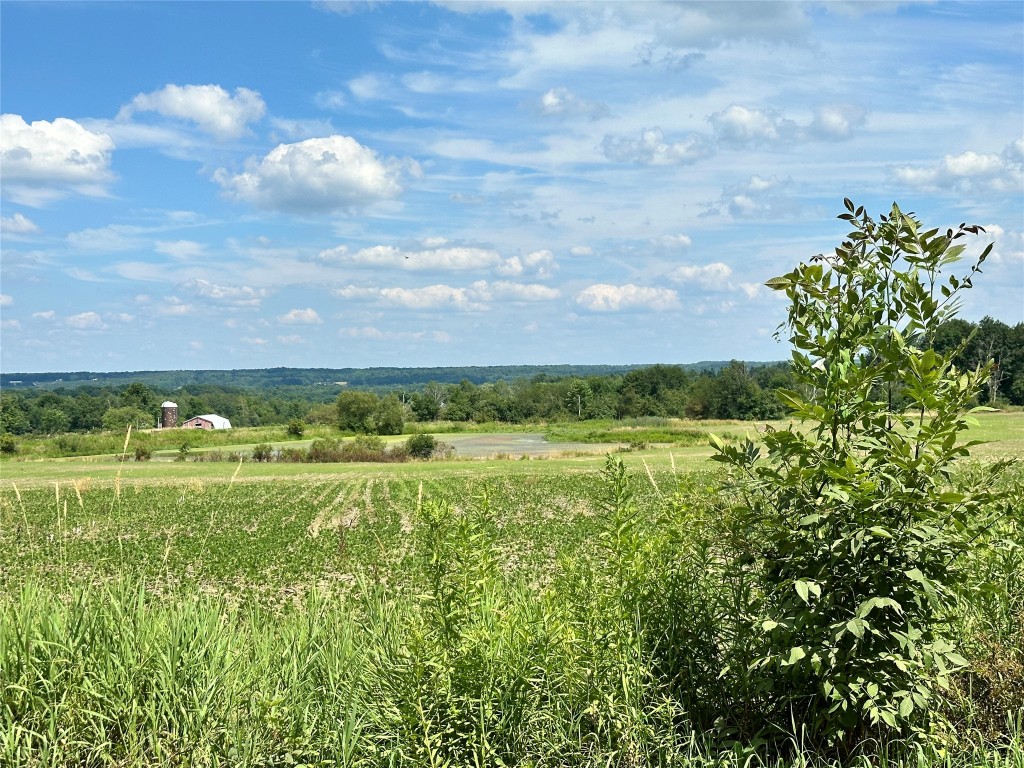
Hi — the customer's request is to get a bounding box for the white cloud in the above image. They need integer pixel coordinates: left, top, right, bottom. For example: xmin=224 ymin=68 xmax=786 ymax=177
xmin=314 ymin=90 xmax=347 ymax=111
xmin=0 ymin=294 xmax=12 ymax=306
xmin=575 ymin=284 xmax=679 ymax=312
xmin=893 ymin=140 xmax=1024 ymax=194
xmin=349 ymin=73 xmax=389 ymax=100
xmin=808 ymin=103 xmax=868 ymax=140
xmin=602 ymin=128 xmax=714 ymax=165
xmin=1 ymin=213 xmax=40 ymax=234
xmin=469 ymin=280 xmax=561 ymax=301
xmin=339 ymin=326 xmax=453 ymax=342
xmin=669 ymin=262 xmax=733 ymax=290
xmin=0 ymin=114 xmax=115 ymax=205
xmin=278 ymin=308 xmax=323 ymax=324
xmin=709 ymin=105 xmax=794 ymax=145
xmin=653 ymin=234 xmax=692 ymax=249
xmin=570 ymin=245 xmax=593 ymax=256
xmin=740 ymin=283 xmax=763 ymax=299
xmin=67 ymin=224 xmax=147 ymax=252
xmin=269 ymin=117 xmax=336 ymax=142
xmin=321 ymin=243 xmax=502 ymax=271
xmin=214 ymin=135 xmax=416 ymax=212
xmin=536 ymin=87 xmax=609 ymax=120
xmin=334 ymin=285 xmax=381 ymax=300
xmin=110 ymin=313 xmax=135 ymax=323
xmin=380 ymin=284 xmax=486 ymax=311
xmin=66 ymin=311 xmax=107 ymax=330
xmin=155 ymin=297 xmax=195 ymax=316
xmin=241 ymin=336 xmax=268 ymax=345
xmin=33 ymin=310 xmax=55 ymax=320
xmin=154 ymin=240 xmax=206 ymax=260
xmin=184 ymin=279 xmax=267 ymax=306
xmin=277 ymin=334 xmax=309 ymax=345
xmin=497 ymin=249 xmax=557 ymax=278
xmin=118 ymin=84 xmax=265 ymax=139
xmin=1 ymin=319 xmax=21 ymax=330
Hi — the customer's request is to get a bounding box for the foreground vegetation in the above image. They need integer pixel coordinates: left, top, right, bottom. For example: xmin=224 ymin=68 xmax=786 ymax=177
xmin=2 ymin=460 xmax=1021 ymax=767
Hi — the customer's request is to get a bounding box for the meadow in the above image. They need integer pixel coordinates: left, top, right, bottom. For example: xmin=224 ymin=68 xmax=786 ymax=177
xmin=1 ymin=413 xmax=1023 ymax=766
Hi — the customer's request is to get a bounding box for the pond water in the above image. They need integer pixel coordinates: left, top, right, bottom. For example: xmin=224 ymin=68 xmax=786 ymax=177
xmin=437 ymin=433 xmax=620 ymax=458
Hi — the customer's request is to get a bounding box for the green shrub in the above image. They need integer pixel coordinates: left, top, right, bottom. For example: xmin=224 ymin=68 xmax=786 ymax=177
xmin=133 ymin=446 xmax=152 ymax=462
xmin=0 ymin=434 xmax=16 ymax=455
xmin=251 ymin=443 xmax=274 ymax=462
xmin=406 ymin=433 xmax=437 ymax=459
xmin=711 ymin=201 xmax=1013 ymax=755
xmin=286 ymin=419 xmax=305 ymax=438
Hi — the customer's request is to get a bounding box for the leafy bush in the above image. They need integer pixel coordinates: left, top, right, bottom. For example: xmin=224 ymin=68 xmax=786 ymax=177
xmin=133 ymin=446 xmax=152 ymax=462
xmin=406 ymin=433 xmax=437 ymax=459
xmin=286 ymin=419 xmax=305 ymax=438
xmin=711 ymin=201 xmax=1012 ymax=754
xmin=0 ymin=434 xmax=16 ymax=455
xmin=249 ymin=444 xmax=274 ymax=462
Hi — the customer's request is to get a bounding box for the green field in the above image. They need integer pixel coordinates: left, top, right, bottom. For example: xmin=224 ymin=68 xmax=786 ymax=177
xmin=2 ymin=413 xmax=1022 ymax=766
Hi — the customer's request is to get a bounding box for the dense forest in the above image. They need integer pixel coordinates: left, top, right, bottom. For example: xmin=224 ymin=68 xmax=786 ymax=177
xmin=1 ymin=316 xmax=1020 ymax=438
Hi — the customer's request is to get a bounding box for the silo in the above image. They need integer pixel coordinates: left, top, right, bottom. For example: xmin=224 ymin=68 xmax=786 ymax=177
xmin=161 ymin=401 xmax=179 ymax=429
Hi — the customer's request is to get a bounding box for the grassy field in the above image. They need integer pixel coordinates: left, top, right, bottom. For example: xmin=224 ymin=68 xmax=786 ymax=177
xmin=2 ymin=412 xmax=1022 ymax=766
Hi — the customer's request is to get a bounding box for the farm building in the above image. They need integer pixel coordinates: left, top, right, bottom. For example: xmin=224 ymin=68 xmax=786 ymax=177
xmin=180 ymin=414 xmax=232 ymax=430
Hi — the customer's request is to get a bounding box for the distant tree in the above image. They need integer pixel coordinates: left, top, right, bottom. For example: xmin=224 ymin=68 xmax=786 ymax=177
xmin=286 ymin=419 xmax=305 ymax=437
xmin=336 ymin=390 xmax=379 ymax=432
xmin=39 ymin=407 xmax=71 ymax=434
xmin=370 ymin=395 xmax=405 ymax=435
xmin=0 ymin=434 xmax=17 ymax=455
xmin=101 ymin=406 xmax=152 ymax=432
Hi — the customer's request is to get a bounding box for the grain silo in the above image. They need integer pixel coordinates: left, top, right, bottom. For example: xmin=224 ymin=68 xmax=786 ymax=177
xmin=160 ymin=401 xmax=178 ymax=429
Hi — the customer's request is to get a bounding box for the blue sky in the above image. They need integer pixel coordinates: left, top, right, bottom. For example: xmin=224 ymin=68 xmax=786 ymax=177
xmin=1 ymin=1 xmax=1021 ymax=373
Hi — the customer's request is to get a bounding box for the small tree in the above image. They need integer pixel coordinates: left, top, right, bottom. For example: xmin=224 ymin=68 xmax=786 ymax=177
xmin=286 ymin=419 xmax=305 ymax=438
xmin=711 ymin=201 xmax=1011 ymax=753
xmin=406 ymin=433 xmax=437 ymax=459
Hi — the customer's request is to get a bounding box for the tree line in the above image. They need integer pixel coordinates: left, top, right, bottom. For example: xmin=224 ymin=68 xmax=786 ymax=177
xmin=1 ymin=315 xmax=1019 ymax=439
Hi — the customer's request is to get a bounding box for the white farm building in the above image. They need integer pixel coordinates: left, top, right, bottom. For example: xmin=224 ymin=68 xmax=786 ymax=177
xmin=180 ymin=414 xmax=232 ymax=430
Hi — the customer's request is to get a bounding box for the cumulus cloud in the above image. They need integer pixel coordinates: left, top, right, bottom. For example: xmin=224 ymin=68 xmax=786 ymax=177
xmin=705 ymin=175 xmax=798 ymax=220
xmin=469 ymin=280 xmax=561 ymax=301
xmin=1 ymin=213 xmax=40 ymax=234
xmin=214 ymin=135 xmax=416 ymax=212
xmin=496 ymin=249 xmax=557 ymax=278
xmin=669 ymin=262 xmax=733 ymax=289
xmin=33 ymin=310 xmax=55 ymax=320
xmin=575 ymin=284 xmax=679 ymax=312
xmin=1 ymin=319 xmax=21 ymax=330
xmin=653 ymin=234 xmax=692 ymax=249
xmin=154 ymin=240 xmax=206 ymax=260
xmin=709 ymin=105 xmax=795 ymax=145
xmin=278 ymin=308 xmax=323 ymax=324
xmin=339 ymin=326 xmax=452 ymax=343
xmin=118 ymin=84 xmax=266 ymax=139
xmin=241 ymin=336 xmax=268 ymax=346
xmin=570 ymin=245 xmax=593 ymax=256
xmin=602 ymin=127 xmax=714 ymax=165
xmin=1 ymin=114 xmax=115 ymax=205
xmin=380 ymin=284 xmax=486 ymax=311
xmin=808 ymin=103 xmax=868 ymax=140
xmin=66 ymin=311 xmax=107 ymax=330
xmin=320 ymin=243 xmax=502 ymax=271
xmin=0 ymin=294 xmax=12 ymax=307
xmin=155 ymin=297 xmax=196 ymax=316
xmin=277 ymin=334 xmax=309 ymax=345
xmin=184 ymin=279 xmax=267 ymax=306
xmin=892 ymin=139 xmax=1024 ymax=194
xmin=536 ymin=87 xmax=609 ymax=120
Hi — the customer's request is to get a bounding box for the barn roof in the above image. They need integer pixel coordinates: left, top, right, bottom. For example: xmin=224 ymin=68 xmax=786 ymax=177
xmin=191 ymin=414 xmax=232 ymax=429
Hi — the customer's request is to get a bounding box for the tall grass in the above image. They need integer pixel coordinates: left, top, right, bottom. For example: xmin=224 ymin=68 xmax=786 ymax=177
xmin=2 ymin=461 xmax=1021 ymax=766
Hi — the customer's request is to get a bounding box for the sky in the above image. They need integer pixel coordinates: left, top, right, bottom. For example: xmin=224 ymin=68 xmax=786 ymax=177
xmin=1 ymin=1 xmax=1021 ymax=374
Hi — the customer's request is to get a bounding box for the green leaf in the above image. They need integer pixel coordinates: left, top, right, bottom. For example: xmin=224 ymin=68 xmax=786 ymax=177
xmin=782 ymin=646 xmax=806 ymax=666
xmin=764 ymin=276 xmax=791 ymax=290
xmin=795 ymin=580 xmax=810 ymax=603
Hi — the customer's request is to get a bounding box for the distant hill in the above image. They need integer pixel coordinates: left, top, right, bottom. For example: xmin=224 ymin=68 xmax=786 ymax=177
xmin=0 ymin=362 xmax=782 ymax=392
